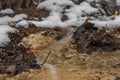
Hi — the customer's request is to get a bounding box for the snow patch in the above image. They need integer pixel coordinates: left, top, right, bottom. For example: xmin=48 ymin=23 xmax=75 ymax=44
xmin=32 ymin=0 xmax=98 ymax=27
xmin=16 ymin=20 xmax=29 ymax=28
xmin=37 ymin=0 xmax=74 ymax=12
xmin=91 ymin=15 xmax=120 ymax=28
xmin=34 ymin=0 xmax=120 ymax=27
xmin=0 ymin=16 xmax=12 ymax=25
xmin=0 ymin=25 xmax=16 ymax=47
xmin=0 ymin=0 xmax=120 ymax=46
xmin=0 ymin=13 xmax=28 ymax=46
xmin=12 ymin=14 xmax=28 ymax=22
xmin=117 ymin=0 xmax=120 ymax=6
xmin=0 ymin=8 xmax=14 ymax=14
xmin=0 ymin=14 xmax=28 ymax=25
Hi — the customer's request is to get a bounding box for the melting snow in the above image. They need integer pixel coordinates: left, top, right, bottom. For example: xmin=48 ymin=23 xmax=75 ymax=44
xmin=0 ymin=0 xmax=120 ymax=46
xmin=30 ymin=0 xmax=120 ymax=27
xmin=0 ymin=25 xmax=16 ymax=47
xmin=0 ymin=8 xmax=14 ymax=14
xmin=117 ymin=0 xmax=120 ymax=6
xmin=0 ymin=14 xmax=27 ymax=46
xmin=0 ymin=14 xmax=28 ymax=25
xmin=31 ymin=0 xmax=98 ymax=27
xmin=16 ymin=20 xmax=29 ymax=28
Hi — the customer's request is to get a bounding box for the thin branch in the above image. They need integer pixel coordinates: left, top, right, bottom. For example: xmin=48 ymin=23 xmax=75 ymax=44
xmin=40 ymin=50 xmax=51 ymax=65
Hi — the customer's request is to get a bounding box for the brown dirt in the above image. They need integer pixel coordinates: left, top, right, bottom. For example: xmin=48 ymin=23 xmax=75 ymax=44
xmin=0 ymin=7 xmax=120 ymax=80
xmin=0 ymin=33 xmax=120 ymax=80
xmin=14 ymin=31 xmax=120 ymax=80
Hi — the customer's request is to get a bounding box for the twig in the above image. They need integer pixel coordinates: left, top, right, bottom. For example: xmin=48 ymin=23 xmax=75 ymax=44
xmin=40 ymin=50 xmax=51 ymax=65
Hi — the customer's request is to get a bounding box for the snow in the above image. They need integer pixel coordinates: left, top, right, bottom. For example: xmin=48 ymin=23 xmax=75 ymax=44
xmin=117 ymin=0 xmax=120 ymax=6
xmin=16 ymin=20 xmax=29 ymax=28
xmin=0 ymin=16 xmax=12 ymax=25
xmin=33 ymin=0 xmax=98 ymax=27
xmin=91 ymin=15 xmax=120 ymax=28
xmin=0 ymin=25 xmax=16 ymax=47
xmin=0 ymin=0 xmax=120 ymax=46
xmin=35 ymin=0 xmax=120 ymax=27
xmin=37 ymin=0 xmax=75 ymax=12
xmin=0 ymin=14 xmax=28 ymax=25
xmin=0 ymin=14 xmax=27 ymax=46
xmin=0 ymin=8 xmax=14 ymax=14
xmin=12 ymin=14 xmax=28 ymax=22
